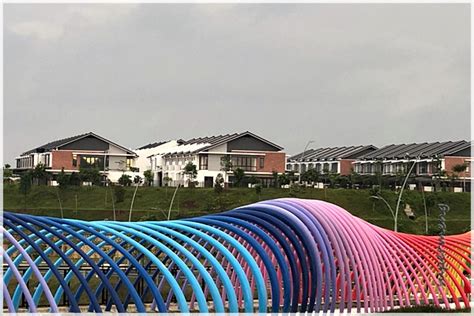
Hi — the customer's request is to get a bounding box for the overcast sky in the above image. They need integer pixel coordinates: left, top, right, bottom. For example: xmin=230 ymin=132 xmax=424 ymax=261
xmin=4 ymin=4 xmax=470 ymax=164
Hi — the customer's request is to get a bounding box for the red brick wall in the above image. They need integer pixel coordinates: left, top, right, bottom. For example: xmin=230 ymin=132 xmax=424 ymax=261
xmin=258 ymin=152 xmax=286 ymax=173
xmin=51 ymin=150 xmax=77 ymax=171
xmin=339 ymin=159 xmax=355 ymax=176
xmin=444 ymin=156 xmax=471 ymax=177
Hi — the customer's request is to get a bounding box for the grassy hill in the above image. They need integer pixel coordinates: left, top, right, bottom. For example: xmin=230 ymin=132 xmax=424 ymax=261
xmin=3 ymin=184 xmax=471 ymax=235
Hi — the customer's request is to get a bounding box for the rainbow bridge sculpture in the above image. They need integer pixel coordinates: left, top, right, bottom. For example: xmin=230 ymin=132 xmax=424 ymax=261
xmin=2 ymin=198 xmax=471 ymax=313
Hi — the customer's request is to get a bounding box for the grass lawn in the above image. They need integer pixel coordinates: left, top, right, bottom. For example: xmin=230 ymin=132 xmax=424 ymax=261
xmin=3 ymin=184 xmax=471 ymax=235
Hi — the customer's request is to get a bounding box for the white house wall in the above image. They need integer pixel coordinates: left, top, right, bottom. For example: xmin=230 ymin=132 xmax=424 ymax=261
xmin=134 ymin=140 xmax=179 ymax=173
xmin=108 ymin=156 xmax=128 ymax=171
xmin=208 ymin=143 xmax=227 ymax=153
xmin=108 ymin=144 xmax=130 ymax=155
xmin=207 ymin=154 xmax=222 ymax=171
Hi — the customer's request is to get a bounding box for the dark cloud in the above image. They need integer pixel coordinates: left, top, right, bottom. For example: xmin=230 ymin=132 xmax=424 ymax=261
xmin=4 ymin=4 xmax=470 ymax=164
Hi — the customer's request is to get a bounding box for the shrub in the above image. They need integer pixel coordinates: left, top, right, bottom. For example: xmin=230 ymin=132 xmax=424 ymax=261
xmin=79 ymin=167 xmax=101 ymax=185
xmin=57 ymin=168 xmax=70 ymax=188
xmin=233 ymin=168 xmax=245 ymax=187
xmin=214 ymin=174 xmax=224 ymax=194
xmin=143 ymin=170 xmax=153 ymax=186
xmin=118 ymin=174 xmax=132 ymax=186
xmin=69 ymin=172 xmax=81 ymax=186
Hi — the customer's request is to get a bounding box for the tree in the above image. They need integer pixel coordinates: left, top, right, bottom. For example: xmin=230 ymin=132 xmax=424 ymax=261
xmin=69 ymin=172 xmax=81 ymax=186
xmin=349 ymin=170 xmax=362 ymax=189
xmin=248 ymin=175 xmax=258 ymax=186
xmin=118 ymin=174 xmax=132 ymax=186
xmin=336 ymin=175 xmax=350 ymax=188
xmin=163 ymin=176 xmax=172 ymax=187
xmin=272 ymin=171 xmax=279 ymax=188
xmin=57 ymin=168 xmax=70 ymax=188
xmin=452 ymin=163 xmax=468 ymax=192
xmin=287 ymin=170 xmax=298 ymax=183
xmin=32 ymin=163 xmax=49 ymax=185
xmin=79 ymin=167 xmax=101 ymax=185
xmin=214 ymin=173 xmax=224 ymax=194
xmin=143 ymin=170 xmax=154 ymax=186
xmin=183 ymin=162 xmax=198 ymax=187
xmin=328 ymin=172 xmax=340 ymax=188
xmin=232 ymin=168 xmax=245 ymax=187
xmin=278 ymin=173 xmax=290 ymax=186
xmin=220 ymin=155 xmax=233 ymax=187
xmin=134 ymin=175 xmax=142 ymax=184
xmin=3 ymin=164 xmax=13 ymax=178
xmin=301 ymin=168 xmax=320 ymax=184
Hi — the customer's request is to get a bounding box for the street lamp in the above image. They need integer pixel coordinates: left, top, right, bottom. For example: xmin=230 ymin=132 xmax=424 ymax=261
xmin=298 ymin=140 xmax=315 ymax=183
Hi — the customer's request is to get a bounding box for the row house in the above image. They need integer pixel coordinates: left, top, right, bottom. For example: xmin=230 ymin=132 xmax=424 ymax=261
xmin=287 ymin=145 xmax=377 ymax=176
xmin=14 ymin=132 xmax=139 ymax=184
xmin=139 ymin=131 xmax=286 ymax=187
xmin=353 ymin=140 xmax=471 ymax=190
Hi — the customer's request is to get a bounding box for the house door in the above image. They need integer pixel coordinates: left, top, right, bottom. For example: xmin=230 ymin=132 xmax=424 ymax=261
xmin=157 ymin=172 xmax=162 ymax=187
xmin=204 ymin=176 xmax=213 ymax=188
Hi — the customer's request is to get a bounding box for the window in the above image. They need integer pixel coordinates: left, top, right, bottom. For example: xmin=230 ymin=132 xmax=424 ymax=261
xmin=72 ymin=154 xmax=77 ymax=167
xmin=373 ymin=163 xmax=382 ymax=173
xmin=331 ymin=163 xmax=338 ymax=173
xmin=17 ymin=156 xmax=34 ymax=169
xmin=126 ymin=158 xmax=133 ymax=169
xmin=383 ymin=163 xmax=392 ymax=174
xmin=315 ymin=164 xmax=321 ymax=172
xmin=259 ymin=157 xmax=265 ymax=169
xmin=418 ymin=162 xmax=428 ymax=174
xmin=199 ymin=155 xmax=208 ymax=170
xmin=79 ymin=155 xmax=104 ymax=169
xmin=44 ymin=154 xmax=50 ymax=167
xmin=300 ymin=164 xmax=307 ymax=173
xmin=323 ymin=163 xmax=330 ymax=173
xmin=231 ymin=156 xmax=257 ymax=172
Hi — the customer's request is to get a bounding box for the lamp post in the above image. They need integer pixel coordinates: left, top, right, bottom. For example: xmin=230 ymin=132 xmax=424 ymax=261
xmin=298 ymin=140 xmax=314 ymax=183
xmin=394 ymin=153 xmax=421 ymax=232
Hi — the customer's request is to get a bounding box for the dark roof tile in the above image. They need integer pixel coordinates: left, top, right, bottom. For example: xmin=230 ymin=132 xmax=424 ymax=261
xmin=290 ymin=145 xmax=377 ymax=161
xmin=358 ymin=140 xmax=470 ymax=160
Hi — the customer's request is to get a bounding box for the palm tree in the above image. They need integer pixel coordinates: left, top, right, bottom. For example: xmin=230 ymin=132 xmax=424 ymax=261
xmin=220 ymin=155 xmax=233 ymax=188
xmin=452 ymin=163 xmax=468 ymax=192
xmin=232 ymin=168 xmax=245 ymax=187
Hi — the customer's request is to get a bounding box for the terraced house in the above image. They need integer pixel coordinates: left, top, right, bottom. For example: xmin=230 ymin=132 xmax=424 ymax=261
xmin=141 ymin=131 xmax=286 ymax=187
xmin=14 ymin=132 xmax=138 ymax=184
xmin=287 ymin=145 xmax=377 ymax=176
xmin=353 ymin=140 xmax=472 ymax=191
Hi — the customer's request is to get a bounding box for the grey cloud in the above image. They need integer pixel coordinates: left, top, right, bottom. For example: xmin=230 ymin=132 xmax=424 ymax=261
xmin=4 ymin=3 xmax=470 ymax=164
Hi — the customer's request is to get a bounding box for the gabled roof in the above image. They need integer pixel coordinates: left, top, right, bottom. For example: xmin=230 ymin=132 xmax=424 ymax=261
xmin=21 ymin=132 xmax=136 ymax=156
xmin=136 ymin=141 xmax=169 ymax=150
xmin=182 ymin=131 xmax=284 ymax=152
xmin=289 ymin=145 xmax=377 ymax=162
xmin=161 ymin=131 xmax=283 ymax=156
xmin=357 ymin=140 xmax=470 ymax=160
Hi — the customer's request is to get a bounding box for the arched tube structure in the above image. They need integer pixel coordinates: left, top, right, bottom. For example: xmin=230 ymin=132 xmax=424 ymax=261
xmin=2 ymin=198 xmax=471 ymax=313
